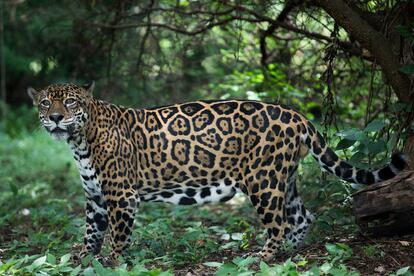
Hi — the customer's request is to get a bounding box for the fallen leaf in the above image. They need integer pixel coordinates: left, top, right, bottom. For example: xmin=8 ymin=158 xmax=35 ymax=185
xmin=374 ymin=266 xmax=385 ymax=273
xmin=220 ymin=234 xmax=230 ymax=240
xmin=399 ymin=241 xmax=410 ymax=246
xmin=21 ymin=208 xmax=30 ymax=216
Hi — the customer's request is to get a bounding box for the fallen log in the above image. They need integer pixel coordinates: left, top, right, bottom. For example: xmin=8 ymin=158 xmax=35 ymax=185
xmin=352 ymin=170 xmax=414 ymax=237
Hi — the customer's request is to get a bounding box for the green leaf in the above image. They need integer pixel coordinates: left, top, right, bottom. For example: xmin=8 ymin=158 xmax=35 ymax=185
xmin=216 ymin=263 xmax=238 ymax=276
xmin=92 ymin=259 xmax=107 ymax=275
xmin=396 ymin=25 xmax=414 ymax=40
xmin=60 ymin=266 xmax=75 ymax=272
xmin=336 ymin=243 xmax=352 ymax=252
xmin=336 ymin=139 xmax=356 ymax=150
xmin=350 ymin=151 xmax=366 ymax=163
xmin=309 ymin=266 xmax=321 ymax=275
xmin=387 ymin=132 xmax=398 ymax=152
xmin=320 ymin=262 xmax=332 ymax=273
xmin=336 ymin=129 xmax=362 ymax=140
xmin=179 ymin=0 xmax=189 ymax=7
xmin=234 ymin=256 xmax=258 ymax=267
xmin=9 ymin=182 xmax=19 ymax=195
xmin=389 ymin=103 xmax=410 ymax=113
xmin=59 ymin=253 xmax=71 ymax=265
xmin=354 ymin=132 xmax=368 ymax=142
xmin=400 ymin=64 xmax=414 ymax=74
xmin=350 ymin=158 xmax=370 ymax=170
xmin=297 ymin=260 xmax=308 ymax=267
xmin=203 ymin=262 xmax=223 ymax=267
xmin=83 ymin=267 xmax=95 ymax=276
xmin=81 ymin=255 xmax=93 ymax=266
xmin=396 ymin=266 xmax=412 ymax=275
xmin=259 ymin=261 xmax=270 ymax=272
xmin=354 ymin=144 xmax=369 ymax=155
xmin=325 ymin=243 xmax=339 ymax=255
xmin=47 ymin=254 xmax=56 ymax=265
xmin=328 ymin=267 xmax=350 ymax=276
xmin=31 ymin=256 xmax=47 ymax=269
xmin=367 ymin=140 xmax=387 ymax=155
xmin=365 ymin=119 xmax=386 ymax=132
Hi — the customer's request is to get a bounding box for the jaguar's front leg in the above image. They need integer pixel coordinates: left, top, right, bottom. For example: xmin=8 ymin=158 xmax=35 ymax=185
xmin=78 ymin=194 xmax=108 ymax=259
xmin=105 ymin=188 xmax=140 ymax=266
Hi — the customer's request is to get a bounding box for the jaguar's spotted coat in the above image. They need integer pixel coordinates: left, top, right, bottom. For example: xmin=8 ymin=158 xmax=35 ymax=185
xmin=28 ymin=83 xmax=407 ymax=264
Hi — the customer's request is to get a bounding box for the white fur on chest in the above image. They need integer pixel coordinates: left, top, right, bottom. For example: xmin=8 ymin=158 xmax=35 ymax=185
xmin=70 ymin=139 xmax=102 ymax=198
xmin=75 ymin=157 xmax=101 ymax=197
xmin=74 ymin=156 xmax=107 ymax=215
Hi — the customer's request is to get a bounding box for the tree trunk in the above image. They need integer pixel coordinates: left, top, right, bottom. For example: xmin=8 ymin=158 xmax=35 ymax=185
xmin=313 ymin=0 xmax=414 ymax=160
xmin=404 ymin=134 xmax=414 ymax=164
xmin=353 ymin=171 xmax=414 ymax=236
xmin=313 ymin=0 xmax=413 ymax=103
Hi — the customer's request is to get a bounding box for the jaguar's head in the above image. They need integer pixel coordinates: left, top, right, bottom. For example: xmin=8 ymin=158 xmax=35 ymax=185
xmin=28 ymin=83 xmax=94 ymax=140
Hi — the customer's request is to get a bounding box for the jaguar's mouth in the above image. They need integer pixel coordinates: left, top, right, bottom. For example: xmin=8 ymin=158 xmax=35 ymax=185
xmin=50 ymin=127 xmax=67 ymax=134
xmin=47 ymin=126 xmax=70 ymax=140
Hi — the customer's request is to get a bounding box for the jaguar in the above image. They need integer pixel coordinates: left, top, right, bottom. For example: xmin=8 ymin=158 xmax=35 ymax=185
xmin=28 ymin=83 xmax=407 ymax=265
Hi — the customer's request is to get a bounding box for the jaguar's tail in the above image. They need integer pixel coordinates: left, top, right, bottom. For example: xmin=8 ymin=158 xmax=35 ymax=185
xmin=300 ymin=120 xmax=408 ymax=185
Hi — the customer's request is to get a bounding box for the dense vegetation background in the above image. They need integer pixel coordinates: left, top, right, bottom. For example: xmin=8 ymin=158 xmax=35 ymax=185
xmin=0 ymin=0 xmax=413 ymax=275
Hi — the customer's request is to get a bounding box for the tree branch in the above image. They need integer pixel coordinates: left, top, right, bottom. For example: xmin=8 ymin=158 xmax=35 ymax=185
xmin=135 ymin=0 xmax=154 ymax=73
xmin=313 ymin=0 xmax=411 ymax=103
xmin=271 ymin=21 xmax=365 ymax=59
xmin=98 ymin=2 xmax=376 ymax=65
xmin=127 ymin=7 xmax=235 ymax=18
xmin=259 ymin=0 xmax=303 ymax=67
xmin=95 ymin=17 xmax=264 ymax=35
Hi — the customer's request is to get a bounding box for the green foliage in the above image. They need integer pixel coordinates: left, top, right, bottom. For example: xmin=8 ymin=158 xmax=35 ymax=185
xmin=396 ymin=23 xmax=414 ymax=75
xmin=205 ymin=257 xmax=310 ymax=276
xmin=203 ymin=63 xmax=323 ymax=119
xmin=362 ymin=244 xmax=385 ymax=258
xmin=130 ymin=212 xmax=226 ymax=265
xmin=325 ymin=243 xmax=353 ymax=263
xmin=0 ymin=106 xmax=39 ymax=137
xmin=213 ymin=256 xmax=258 ymax=275
xmin=396 ymin=24 xmax=414 ymax=41
xmin=399 ymin=65 xmax=414 ymax=75
xmin=334 ymin=118 xmax=397 ymax=169
xmin=0 ymin=253 xmax=173 ymax=275
xmin=205 ymin=247 xmax=364 ymax=276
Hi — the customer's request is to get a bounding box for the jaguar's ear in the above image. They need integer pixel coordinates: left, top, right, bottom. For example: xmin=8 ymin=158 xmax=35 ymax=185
xmin=27 ymin=87 xmax=40 ymax=105
xmin=82 ymin=81 xmax=95 ymax=96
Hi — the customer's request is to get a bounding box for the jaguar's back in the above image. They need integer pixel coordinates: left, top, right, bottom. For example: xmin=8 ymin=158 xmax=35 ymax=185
xmin=136 ymin=100 xmax=308 ymax=205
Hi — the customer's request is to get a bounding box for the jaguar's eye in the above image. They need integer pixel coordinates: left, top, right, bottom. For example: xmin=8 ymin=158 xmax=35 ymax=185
xmin=40 ymin=99 xmax=51 ymax=108
xmin=65 ymin=98 xmax=76 ymax=106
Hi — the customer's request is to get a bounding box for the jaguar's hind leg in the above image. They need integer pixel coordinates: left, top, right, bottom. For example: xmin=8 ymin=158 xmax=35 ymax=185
xmin=285 ymin=173 xmax=314 ymax=249
xmin=244 ymin=174 xmax=292 ymax=261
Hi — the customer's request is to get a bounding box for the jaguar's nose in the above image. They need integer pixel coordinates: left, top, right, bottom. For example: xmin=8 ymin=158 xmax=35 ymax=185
xmin=49 ymin=113 xmax=64 ymax=123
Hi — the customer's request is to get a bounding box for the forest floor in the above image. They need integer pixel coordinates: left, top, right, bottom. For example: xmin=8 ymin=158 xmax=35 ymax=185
xmin=136 ymin=200 xmax=414 ymax=276
xmin=297 ymin=234 xmax=414 ymax=276
xmin=171 ymin=233 xmax=414 ymax=275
